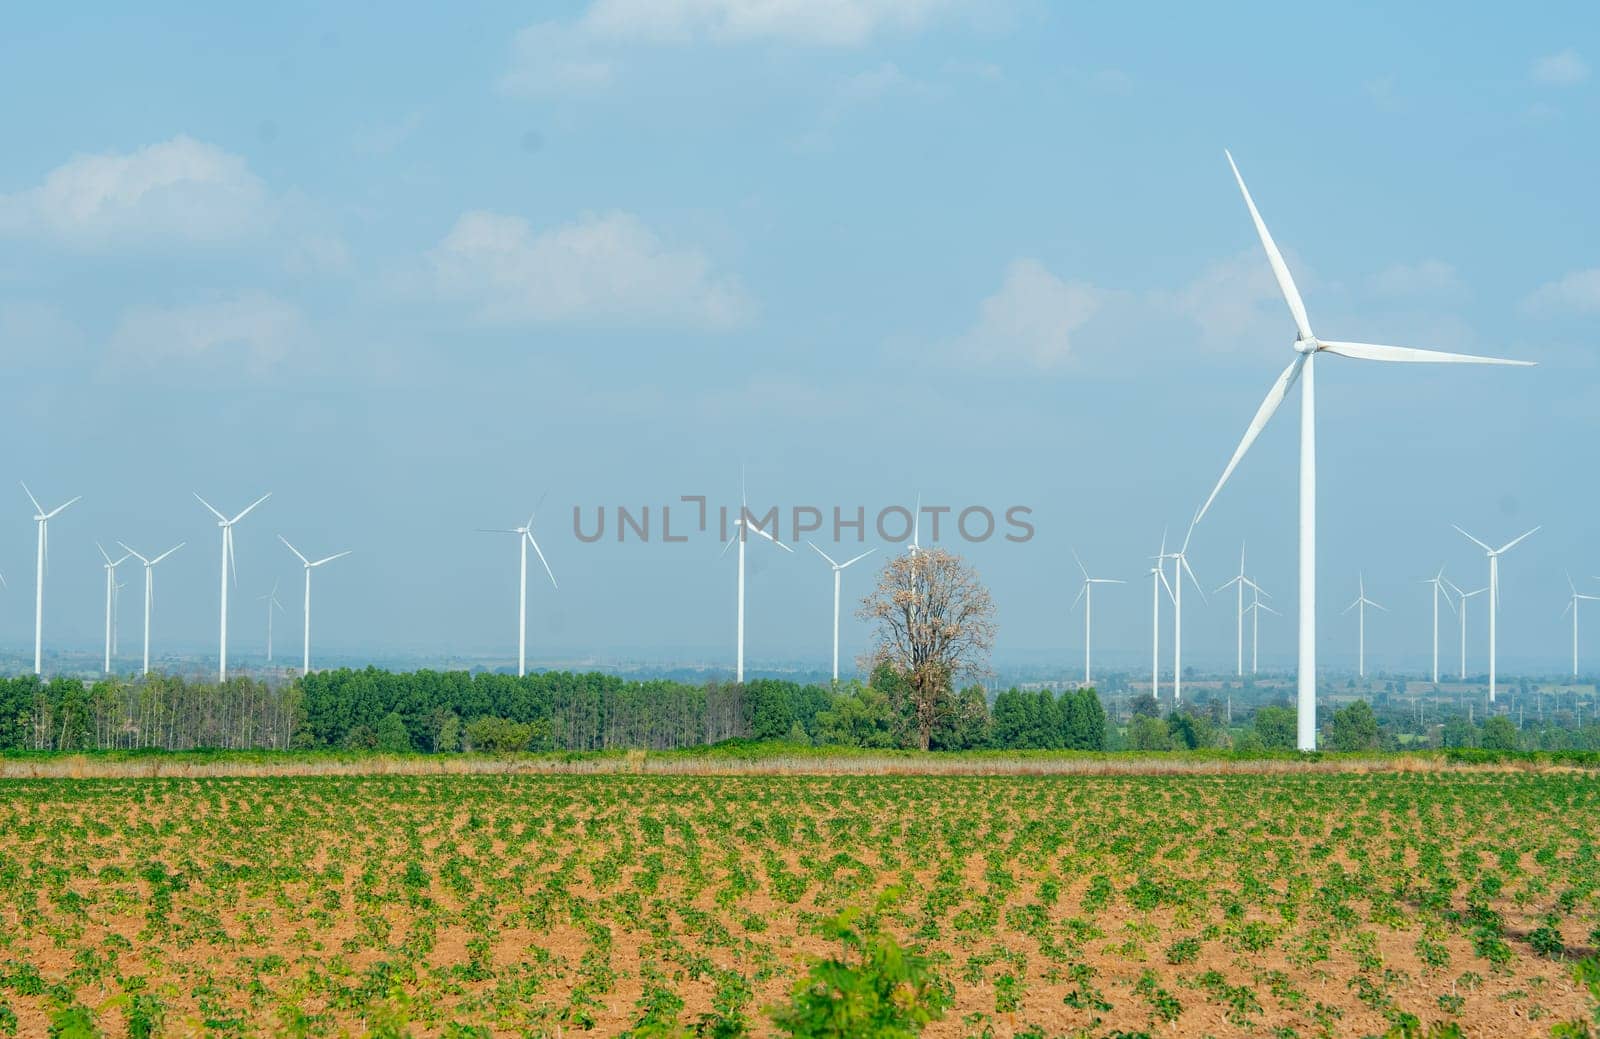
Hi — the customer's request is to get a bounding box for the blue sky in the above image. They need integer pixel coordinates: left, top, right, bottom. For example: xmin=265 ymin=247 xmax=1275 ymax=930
xmin=1 ymin=2 xmax=1596 ymax=676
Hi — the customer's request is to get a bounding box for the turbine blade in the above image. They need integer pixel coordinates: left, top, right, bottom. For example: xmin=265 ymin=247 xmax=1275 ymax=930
xmin=1319 ymin=340 xmax=1535 ymax=367
xmin=746 ymin=521 xmax=794 ymax=552
xmin=1225 ymin=150 xmax=1314 ymax=341
xmin=278 ymin=535 xmax=311 ymax=567
xmin=1453 ymin=525 xmax=1493 ymax=553
xmin=194 ymin=493 xmax=227 ymax=522
xmin=20 ymin=482 xmax=42 ymax=515
xmin=1072 ymin=549 xmax=1089 ymax=580
xmin=1181 ymin=556 xmax=1206 ymax=603
xmin=1157 ymin=567 xmax=1176 ymax=604
xmin=839 ymin=548 xmax=876 ymax=568
xmin=44 ymin=496 xmax=81 ymax=520
xmin=117 ymin=541 xmax=149 ymax=565
xmin=528 ymin=533 xmax=558 ymax=589
xmin=97 ymin=541 xmax=113 ymax=565
xmin=1071 ymin=583 xmax=1087 ymax=611
xmin=311 ymin=551 xmax=351 ymax=567
xmin=227 ymin=527 xmax=237 ymax=586
xmin=150 ymin=542 xmax=184 ymax=566
xmin=229 ymin=492 xmax=271 ymax=525
xmin=1195 ymin=355 xmax=1306 ymax=524
xmin=807 ymin=541 xmax=839 ymax=568
xmin=1495 ymin=526 xmax=1540 ymax=555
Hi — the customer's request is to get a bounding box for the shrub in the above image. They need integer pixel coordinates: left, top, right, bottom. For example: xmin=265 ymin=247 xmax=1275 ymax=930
xmin=769 ymin=904 xmax=945 ymax=1038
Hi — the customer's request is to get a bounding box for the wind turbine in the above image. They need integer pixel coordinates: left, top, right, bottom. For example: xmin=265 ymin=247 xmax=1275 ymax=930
xmin=258 ymin=579 xmax=286 ymax=665
xmin=1159 ymin=526 xmax=1205 ymax=703
xmin=1421 ymin=567 xmax=1455 ymax=684
xmin=1342 ymin=574 xmax=1386 ymax=678
xmin=806 ymin=543 xmax=875 ymax=683
xmin=1455 ymin=525 xmax=1538 ymax=702
xmin=908 ymin=493 xmax=923 ymax=556
xmin=118 ymin=541 xmax=184 ymax=677
xmin=22 ymin=483 xmax=81 ymax=676
xmin=1216 ymin=543 xmax=1262 ymax=677
xmin=1071 ymin=550 xmax=1124 ymax=687
xmin=1443 ymin=578 xmax=1488 ymax=681
xmin=96 ymin=543 xmax=132 ymax=674
xmin=1148 ymin=531 xmax=1175 ymax=699
xmin=1192 ymin=152 xmax=1534 ymax=750
xmin=1245 ymin=584 xmax=1279 ymax=674
xmin=721 ymin=474 xmax=793 ymax=682
xmin=279 ymin=537 xmax=351 ymax=674
xmin=478 ymin=509 xmax=556 ymax=678
xmin=195 ymin=492 xmax=271 ymax=682
xmin=1564 ymin=574 xmax=1599 ymax=678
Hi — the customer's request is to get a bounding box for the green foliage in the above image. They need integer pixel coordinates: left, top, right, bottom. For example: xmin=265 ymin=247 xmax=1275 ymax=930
xmin=1327 ymin=700 xmax=1380 ymax=752
xmin=769 ymin=901 xmax=945 ymax=1038
xmin=375 ymin=711 xmax=413 ymax=753
xmin=1253 ymin=705 xmax=1297 ymax=750
xmin=1481 ymin=716 xmax=1520 ymax=752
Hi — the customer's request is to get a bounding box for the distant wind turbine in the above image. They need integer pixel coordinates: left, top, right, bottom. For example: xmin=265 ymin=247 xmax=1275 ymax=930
xmin=1245 ymin=584 xmax=1279 ymax=674
xmin=195 ymin=492 xmax=271 ymax=682
xmin=1159 ymin=525 xmax=1205 ymax=703
xmin=1192 ymin=152 xmax=1534 ymax=750
xmin=1564 ymin=574 xmax=1600 ymax=678
xmin=721 ymin=472 xmax=792 ymax=682
xmin=258 ymin=579 xmax=287 ymax=665
xmin=806 ymin=543 xmax=875 ymax=683
xmin=1342 ymin=574 xmax=1386 ymax=678
xmin=1443 ymin=578 xmax=1488 ymax=681
xmin=22 ymin=483 xmax=81 ymax=676
xmin=1148 ymin=530 xmax=1174 ymax=698
xmin=279 ymin=537 xmax=351 ymax=674
xmin=1455 ymin=525 xmax=1538 ymax=702
xmin=1420 ymin=567 xmax=1454 ymax=684
xmin=96 ymin=543 xmax=132 ymax=674
xmin=118 ymin=541 xmax=184 ymax=677
xmin=1216 ymin=543 xmax=1263 ymax=677
xmin=478 ymin=508 xmax=556 ymax=678
xmin=1071 ymin=550 xmax=1124 ymax=687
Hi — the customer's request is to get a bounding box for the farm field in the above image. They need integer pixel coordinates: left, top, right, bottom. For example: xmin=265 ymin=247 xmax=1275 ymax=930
xmin=2 ymin=771 xmax=1598 ymax=1037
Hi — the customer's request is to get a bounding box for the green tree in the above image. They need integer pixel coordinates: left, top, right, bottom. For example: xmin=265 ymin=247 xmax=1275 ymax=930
xmin=1253 ymin=705 xmax=1297 ymax=750
xmin=815 ymin=684 xmax=896 ymax=749
xmin=375 ymin=711 xmax=412 ymax=753
xmin=1327 ymin=700 xmax=1380 ymax=752
xmin=1128 ymin=714 xmax=1173 ymax=751
xmin=1481 ymin=715 xmax=1519 ymax=751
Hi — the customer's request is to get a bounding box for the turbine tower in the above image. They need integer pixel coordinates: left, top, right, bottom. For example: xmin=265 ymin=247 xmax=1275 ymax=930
xmin=1148 ymin=531 xmax=1174 ymax=699
xmin=1420 ymin=567 xmax=1454 ymax=684
xmin=258 ymin=579 xmax=286 ymax=665
xmin=1216 ymin=543 xmax=1262 ymax=677
xmin=806 ymin=543 xmax=875 ymax=683
xmin=1071 ymin=550 xmax=1124 ymax=687
xmin=1443 ymin=578 xmax=1488 ymax=681
xmin=1564 ymin=574 xmax=1599 ymax=678
xmin=721 ymin=473 xmax=792 ymax=683
xmin=1342 ymin=574 xmax=1386 ymax=679
xmin=118 ymin=541 xmax=183 ymax=677
xmin=96 ymin=543 xmax=132 ymax=674
xmin=1192 ymin=152 xmax=1533 ymax=750
xmin=22 ymin=483 xmax=81 ymax=676
xmin=1159 ymin=526 xmax=1205 ymax=703
xmin=195 ymin=492 xmax=271 ymax=682
xmin=478 ymin=510 xmax=556 ymax=678
xmin=1454 ymin=526 xmax=1538 ymax=702
xmin=279 ymin=537 xmax=351 ymax=674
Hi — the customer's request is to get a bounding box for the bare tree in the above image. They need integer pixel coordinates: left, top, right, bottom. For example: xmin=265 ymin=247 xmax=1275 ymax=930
xmin=858 ymin=547 xmax=997 ymax=750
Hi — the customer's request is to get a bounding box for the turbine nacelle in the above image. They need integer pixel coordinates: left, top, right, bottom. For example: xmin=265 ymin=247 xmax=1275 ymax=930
xmin=1293 ymin=337 xmax=1319 ymax=354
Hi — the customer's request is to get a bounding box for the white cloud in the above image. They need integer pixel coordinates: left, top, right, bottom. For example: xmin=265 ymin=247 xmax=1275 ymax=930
xmin=503 ymin=0 xmax=965 ymax=95
xmin=1158 ymin=249 xmax=1284 ymax=351
xmin=431 ymin=210 xmax=750 ymax=328
xmin=953 ymin=259 xmax=1108 ymax=369
xmin=1531 ymin=49 xmax=1589 ymax=86
xmin=1369 ymin=259 xmax=1462 ymax=298
xmin=0 ymin=136 xmax=267 ymax=247
xmin=108 ymin=294 xmax=303 ymax=371
xmin=1525 ymin=269 xmax=1600 ymax=315
xmin=0 ymin=301 xmax=83 ymax=367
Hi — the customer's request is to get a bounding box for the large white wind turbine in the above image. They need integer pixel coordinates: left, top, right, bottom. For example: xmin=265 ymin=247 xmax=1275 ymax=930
xmin=118 ymin=541 xmax=183 ymax=677
xmin=1072 ymin=550 xmax=1124 ymax=687
xmin=1342 ymin=574 xmax=1386 ymax=678
xmin=96 ymin=543 xmax=132 ymax=674
xmin=1455 ymin=525 xmax=1538 ymax=702
xmin=721 ymin=475 xmax=793 ymax=683
xmin=1192 ymin=153 xmax=1534 ymax=750
xmin=279 ymin=537 xmax=351 ymax=675
xmin=22 ymin=483 xmax=81 ymax=676
xmin=1216 ymin=543 xmax=1263 ymax=677
xmin=1564 ymin=574 xmax=1599 ymax=678
xmin=1158 ymin=526 xmax=1205 ymax=703
xmin=195 ymin=492 xmax=271 ymax=682
xmin=1420 ymin=568 xmax=1455 ymax=684
xmin=806 ymin=543 xmax=875 ymax=683
xmin=1147 ymin=531 xmax=1174 ymax=699
xmin=478 ymin=510 xmax=556 ymax=678
xmin=258 ymin=579 xmax=286 ymax=664
xmin=1245 ymin=584 xmax=1279 ymax=674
